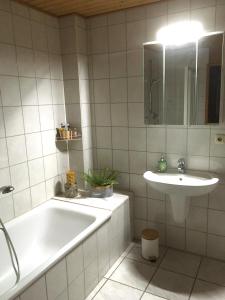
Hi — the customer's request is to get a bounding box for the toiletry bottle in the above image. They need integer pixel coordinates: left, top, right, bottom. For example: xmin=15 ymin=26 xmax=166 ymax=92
xmin=158 ymin=155 xmax=167 ymax=173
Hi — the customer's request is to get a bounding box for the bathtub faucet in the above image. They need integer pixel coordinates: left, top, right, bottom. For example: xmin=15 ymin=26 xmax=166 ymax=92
xmin=0 ymin=185 xmax=14 ymax=194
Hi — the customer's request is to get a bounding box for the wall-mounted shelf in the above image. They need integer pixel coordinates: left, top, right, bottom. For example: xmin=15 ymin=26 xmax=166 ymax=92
xmin=56 ymin=136 xmax=82 ymax=142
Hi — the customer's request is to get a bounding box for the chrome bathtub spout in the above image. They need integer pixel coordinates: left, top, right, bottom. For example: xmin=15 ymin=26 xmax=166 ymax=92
xmin=0 ymin=218 xmax=20 ymax=283
xmin=0 ymin=185 xmax=14 ymax=194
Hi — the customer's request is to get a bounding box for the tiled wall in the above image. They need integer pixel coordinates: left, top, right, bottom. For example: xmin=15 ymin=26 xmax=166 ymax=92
xmin=14 ymin=200 xmax=131 ymax=300
xmin=88 ymin=0 xmax=225 ymax=260
xmin=0 ymin=0 xmax=69 ymax=222
xmin=59 ymin=15 xmax=93 ymax=185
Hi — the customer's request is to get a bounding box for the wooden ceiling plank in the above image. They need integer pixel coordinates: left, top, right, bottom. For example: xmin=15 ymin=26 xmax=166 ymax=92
xmin=15 ymin=0 xmax=163 ymax=17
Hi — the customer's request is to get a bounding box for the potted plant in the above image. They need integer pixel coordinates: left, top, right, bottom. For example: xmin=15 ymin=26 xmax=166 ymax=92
xmin=82 ymin=168 xmax=119 ymax=198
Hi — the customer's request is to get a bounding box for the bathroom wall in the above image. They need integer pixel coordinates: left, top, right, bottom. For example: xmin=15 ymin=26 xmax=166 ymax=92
xmin=88 ymin=0 xmax=225 ymax=260
xmin=0 ymin=0 xmax=69 ymax=222
xmin=60 ymin=15 xmax=93 ymax=185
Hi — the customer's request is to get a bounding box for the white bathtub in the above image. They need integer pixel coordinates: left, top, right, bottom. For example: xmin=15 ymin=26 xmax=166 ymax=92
xmin=0 ymin=199 xmax=111 ymax=300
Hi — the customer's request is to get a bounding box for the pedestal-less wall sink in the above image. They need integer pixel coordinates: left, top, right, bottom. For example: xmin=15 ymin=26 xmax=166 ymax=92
xmin=144 ymin=170 xmax=219 ymax=223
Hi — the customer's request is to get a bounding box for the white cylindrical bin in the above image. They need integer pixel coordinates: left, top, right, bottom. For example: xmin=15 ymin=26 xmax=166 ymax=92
xmin=141 ymin=228 xmax=159 ymax=262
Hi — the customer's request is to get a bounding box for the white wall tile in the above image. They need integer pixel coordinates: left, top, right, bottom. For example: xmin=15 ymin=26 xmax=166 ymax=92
xmin=93 ymin=79 xmax=110 ymax=103
xmin=96 ymin=127 xmax=111 ymax=148
xmin=129 ymin=128 xmax=146 ymax=151
xmin=39 ymin=105 xmax=54 ymax=130
xmin=128 ymin=77 xmax=144 ymax=102
xmin=108 ymin=24 xmax=126 ymax=52
xmin=44 ymin=154 xmax=58 ymax=180
xmin=0 ymin=76 xmax=21 ymax=106
xmin=31 ymin=22 xmax=48 ymax=52
xmin=208 ymin=209 xmax=225 ymax=236
xmin=109 ymin=52 xmax=127 ymax=78
xmin=37 ymin=79 xmax=52 ymax=104
xmin=112 ymin=127 xmax=128 ymax=150
xmin=147 ymin=1 xmax=168 ymax=18
xmin=0 ymin=10 xmax=13 ymax=44
xmin=127 ymin=20 xmax=146 ymax=50
xmin=113 ymin=149 xmax=129 ymax=172
xmin=95 ymin=104 xmax=111 ymax=126
xmin=83 ymin=233 xmax=97 ymax=268
xmin=20 ymin=277 xmax=47 ymax=300
xmin=26 ymin=132 xmax=43 ymax=160
xmin=23 ymin=106 xmax=40 ymax=133
xmin=147 ymin=127 xmax=166 ymax=153
xmin=128 ymin=103 xmax=145 ymax=127
xmin=191 ymin=7 xmax=216 ymax=32
xmin=13 ymin=188 xmax=31 ymax=217
xmin=188 ymin=129 xmax=210 ymax=156
xmin=91 ymin=26 xmax=108 ymax=54
xmin=3 ymin=106 xmax=24 ymax=136
xmin=46 ymin=259 xmax=67 ymax=300
xmin=186 ymin=230 xmax=206 ymax=255
xmin=207 ymin=234 xmax=225 ymax=260
xmin=110 ymin=78 xmax=127 ymax=103
xmin=62 ymin=54 xmax=78 ymax=79
xmin=17 ymin=47 xmax=35 ymax=77
xmin=0 ymin=138 xmax=8 ymax=168
xmin=31 ymin=182 xmax=46 ymax=207
xmin=28 ymin=158 xmax=45 ymax=186
xmin=166 ymin=128 xmax=187 ymax=155
xmin=186 ymin=206 xmax=207 ymax=232
xmin=168 ymin=0 xmax=190 ymax=14
xmin=66 ymin=244 xmax=84 ymax=284
xmin=13 ymin=15 xmax=32 ymax=48
xmin=7 ymin=135 xmax=27 ymax=165
xmin=0 ymin=44 xmax=18 ymax=75
xmin=92 ymin=54 xmax=109 ymax=79
xmin=108 ymin=11 xmax=125 ymax=25
xmin=42 ymin=130 xmax=56 ymax=155
xmin=0 ymin=194 xmax=14 ymax=222
xmin=10 ymin=162 xmax=29 ymax=192
xmin=111 ymin=103 xmax=128 ymax=127
xmin=20 ymin=77 xmax=38 ymax=106
xmin=35 ymin=51 xmax=50 ymax=78
xmin=0 ymin=108 xmax=5 ymax=138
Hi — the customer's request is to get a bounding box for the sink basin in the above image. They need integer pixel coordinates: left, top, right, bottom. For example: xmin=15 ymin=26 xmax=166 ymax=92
xmin=143 ymin=170 xmax=219 ymax=197
xmin=144 ymin=170 xmax=219 ymax=222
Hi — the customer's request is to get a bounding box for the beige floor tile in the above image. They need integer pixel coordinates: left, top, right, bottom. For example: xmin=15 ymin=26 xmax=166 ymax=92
xmin=111 ymin=258 xmax=156 ymax=290
xmin=147 ymin=269 xmax=194 ymax=300
xmin=190 ymin=280 xmax=225 ymax=300
xmin=141 ymin=292 xmax=166 ymax=299
xmin=160 ymin=249 xmax=201 ymax=277
xmin=93 ymin=280 xmax=143 ymax=300
xmin=198 ymin=258 xmax=225 ymax=286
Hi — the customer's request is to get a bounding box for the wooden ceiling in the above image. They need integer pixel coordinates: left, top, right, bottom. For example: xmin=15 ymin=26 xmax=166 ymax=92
xmin=16 ymin=0 xmax=162 ymax=17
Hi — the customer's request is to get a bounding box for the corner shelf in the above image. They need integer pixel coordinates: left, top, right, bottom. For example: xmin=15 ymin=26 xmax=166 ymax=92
xmin=56 ymin=136 xmax=82 ymax=142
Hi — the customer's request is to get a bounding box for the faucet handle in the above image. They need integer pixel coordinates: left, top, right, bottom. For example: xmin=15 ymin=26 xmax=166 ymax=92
xmin=178 ymin=158 xmax=185 ymax=165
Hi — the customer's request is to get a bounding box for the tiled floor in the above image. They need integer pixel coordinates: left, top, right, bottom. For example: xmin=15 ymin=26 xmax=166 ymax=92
xmin=86 ymin=243 xmax=225 ymax=300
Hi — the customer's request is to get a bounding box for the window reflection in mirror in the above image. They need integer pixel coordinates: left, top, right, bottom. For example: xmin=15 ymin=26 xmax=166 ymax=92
xmin=165 ymin=43 xmax=196 ymax=125
xmin=193 ymin=33 xmax=224 ymax=125
xmin=144 ymin=43 xmax=164 ymax=124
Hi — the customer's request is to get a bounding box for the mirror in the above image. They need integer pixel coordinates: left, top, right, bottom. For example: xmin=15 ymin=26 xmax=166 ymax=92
xmin=165 ymin=43 xmax=196 ymax=125
xmin=144 ymin=32 xmax=224 ymax=125
xmin=194 ymin=34 xmax=223 ymax=125
xmin=144 ymin=43 xmax=164 ymax=124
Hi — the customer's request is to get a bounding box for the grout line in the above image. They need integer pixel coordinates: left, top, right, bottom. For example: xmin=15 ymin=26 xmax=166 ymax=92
xmin=188 ymin=255 xmax=203 ymax=300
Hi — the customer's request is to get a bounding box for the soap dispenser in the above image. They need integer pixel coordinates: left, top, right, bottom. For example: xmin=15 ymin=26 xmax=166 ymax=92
xmin=158 ymin=154 xmax=167 ymax=173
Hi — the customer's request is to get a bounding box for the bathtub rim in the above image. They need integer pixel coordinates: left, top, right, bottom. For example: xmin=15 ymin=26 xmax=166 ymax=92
xmin=1 ymin=199 xmax=111 ymax=300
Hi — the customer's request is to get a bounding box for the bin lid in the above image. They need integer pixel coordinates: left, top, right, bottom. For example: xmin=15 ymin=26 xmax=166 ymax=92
xmin=142 ymin=228 xmax=159 ymax=240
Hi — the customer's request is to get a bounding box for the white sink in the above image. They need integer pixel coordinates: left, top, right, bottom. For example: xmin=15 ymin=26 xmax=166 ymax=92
xmin=144 ymin=170 xmax=219 ymax=222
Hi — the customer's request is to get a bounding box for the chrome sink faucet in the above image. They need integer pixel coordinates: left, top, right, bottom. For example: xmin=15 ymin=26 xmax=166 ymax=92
xmin=178 ymin=158 xmax=185 ymax=174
